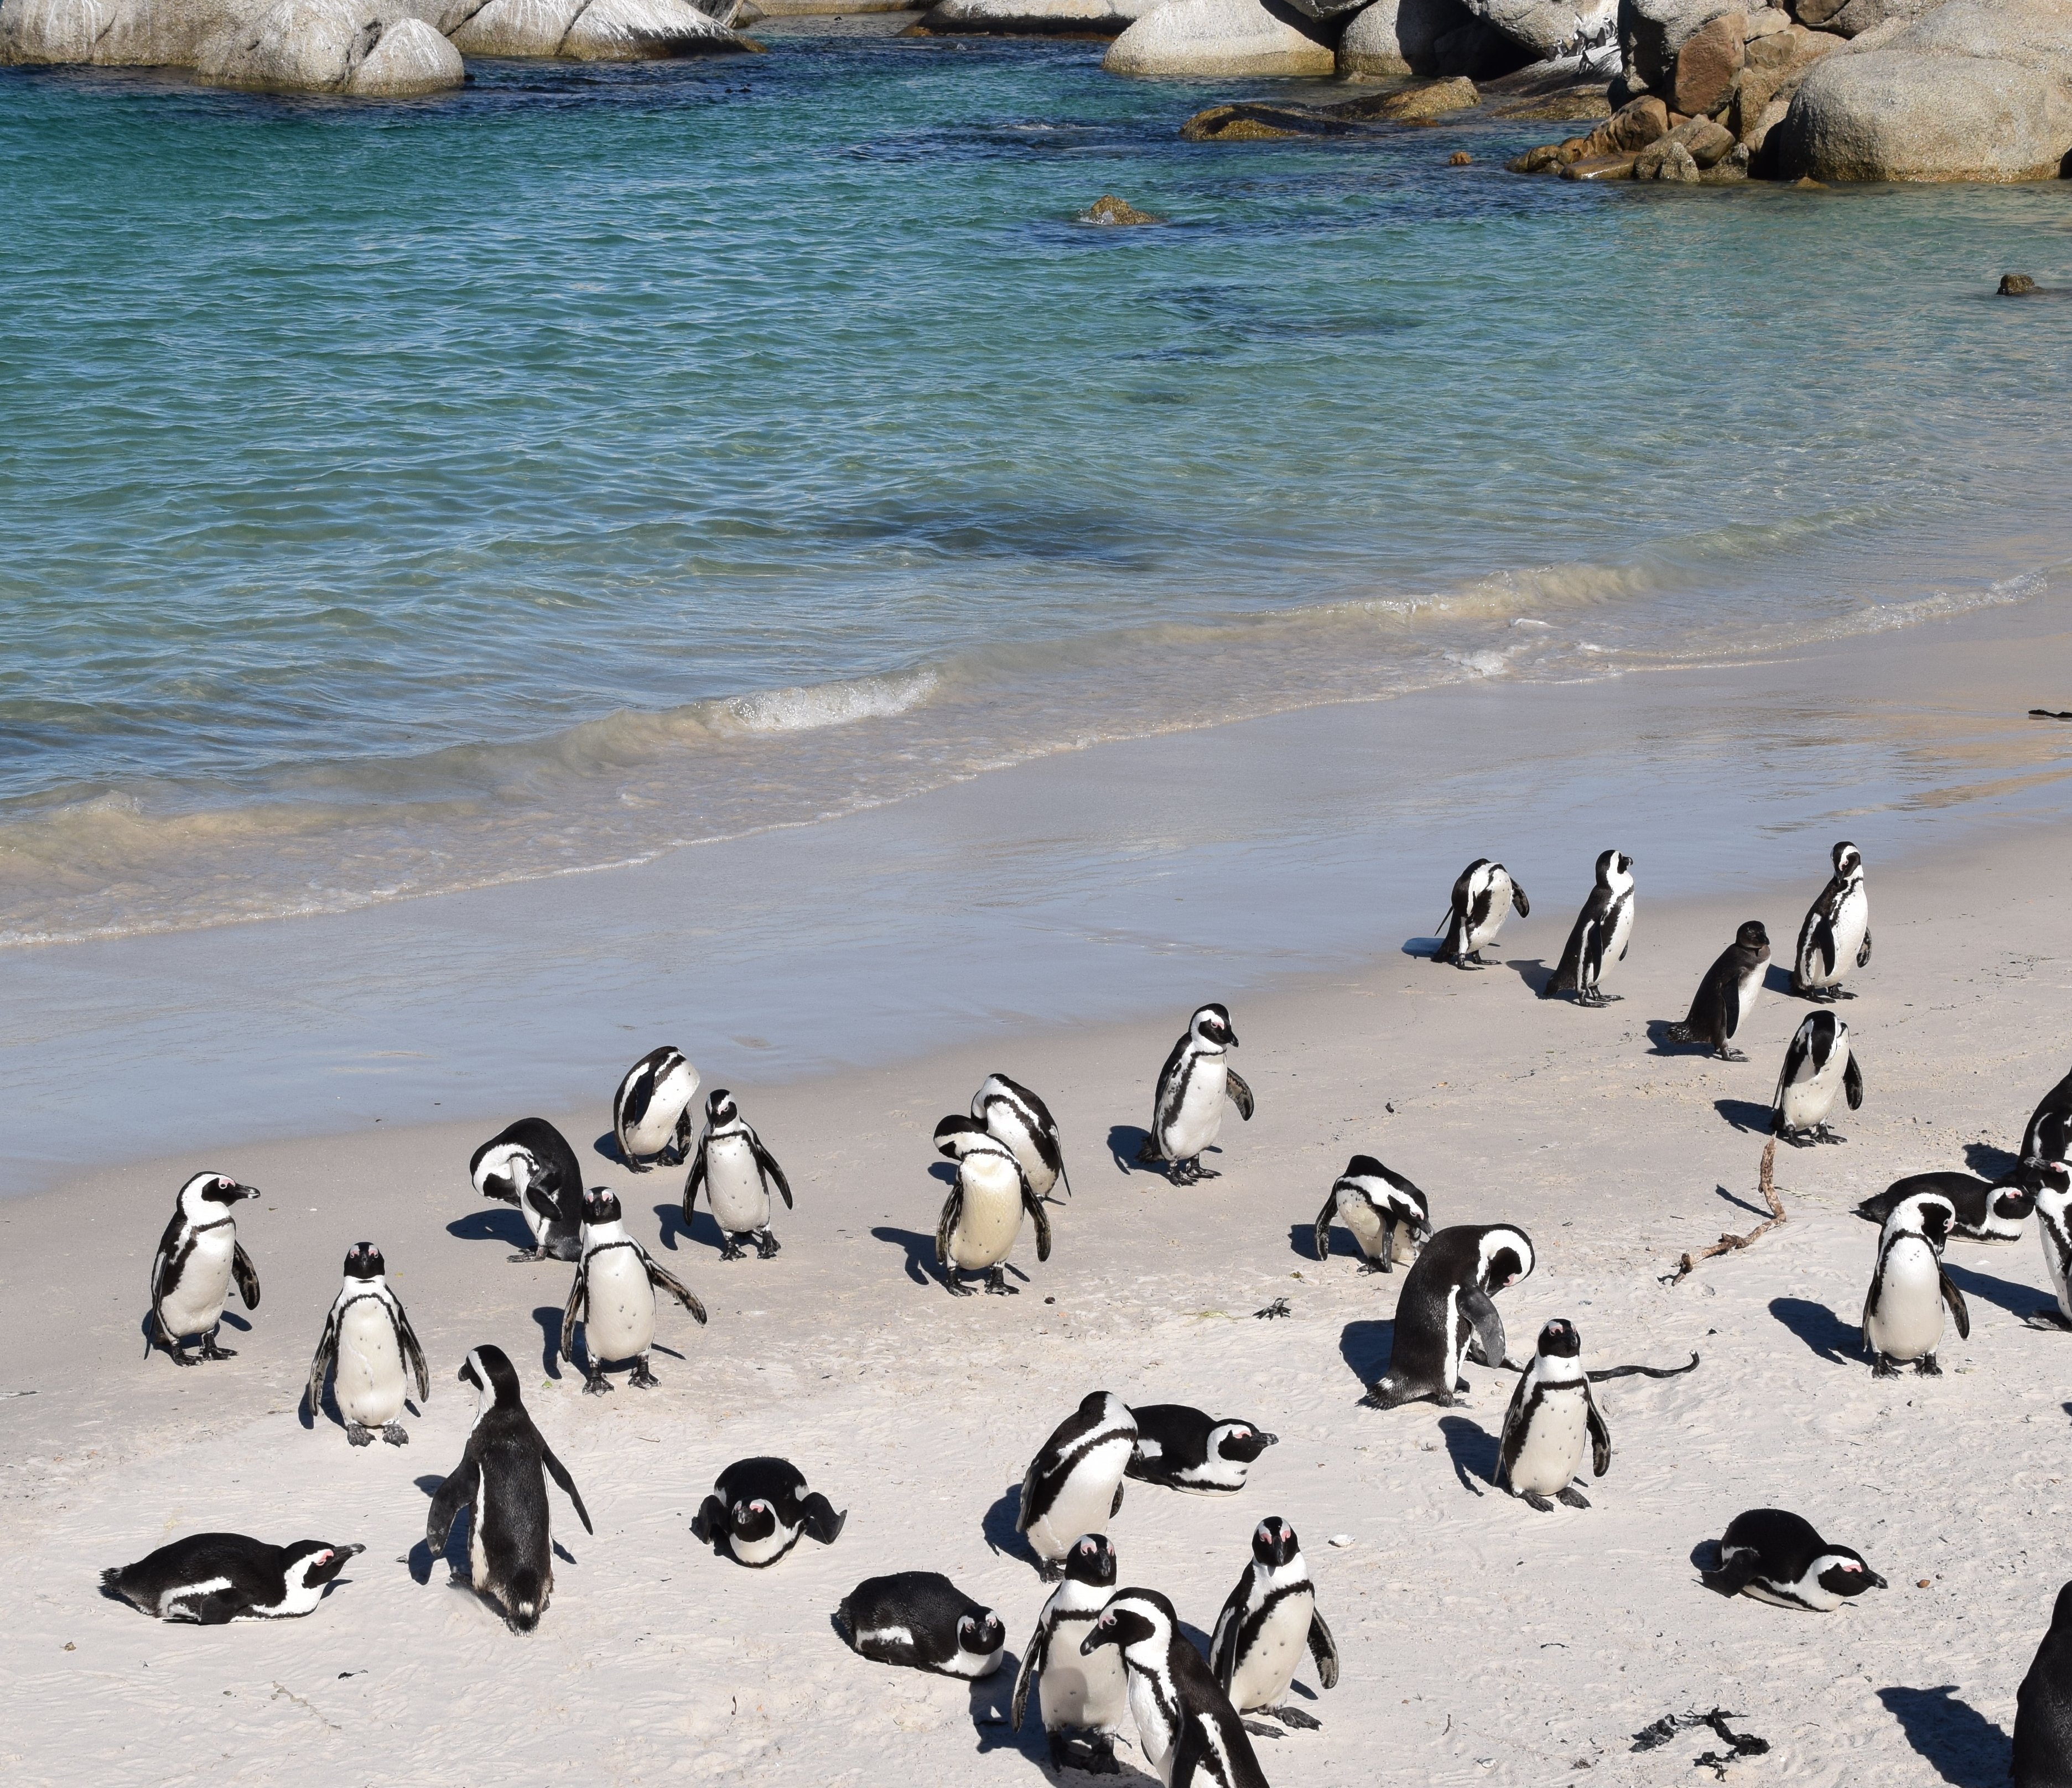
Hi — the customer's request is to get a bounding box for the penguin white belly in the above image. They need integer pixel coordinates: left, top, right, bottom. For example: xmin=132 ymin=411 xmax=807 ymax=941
xmin=1339 ymin=1192 xmax=1385 ymax=1261
xmin=1468 ymin=881 xmax=1512 ymax=950
xmin=1868 ymin=1241 xmax=1944 ymax=1360
xmin=161 ymin=1228 xmax=236 ymax=1337
xmin=704 ymin=1137 xmax=771 ymax=1234
xmin=1227 ymin=1590 xmax=1313 ymax=1712
xmin=1026 ymin=1438 xmax=1133 ymax=1560
xmin=335 ymin=1301 xmax=405 ymax=1426
xmin=731 ymin=1522 xmax=799 ymax=1568
xmin=1742 ymin=1576 xmax=1836 ymax=1613
xmin=1507 ymin=1383 xmax=1589 ymax=1495
xmin=1127 ymin=1672 xmax=1178 ymax=1784
xmin=2040 ymin=1215 xmax=2072 ymax=1317
xmin=1040 ymin=1613 xmax=1128 ymax=1731
xmin=948 ymin=1162 xmax=1025 ymax=1270
xmin=583 ymin=1249 xmax=657 ymax=1362
xmin=1607 ymin=897 xmax=1635 ymax=966
xmin=1781 ymin=1056 xmax=1843 ymax=1130
xmin=1827 ymin=893 xmax=1868 ymax=980
xmin=1164 ymin=1058 xmax=1227 ymax=1162
xmin=1735 ymin=969 xmax=1761 ymax=1034
xmin=625 ymin=1066 xmax=697 ymax=1154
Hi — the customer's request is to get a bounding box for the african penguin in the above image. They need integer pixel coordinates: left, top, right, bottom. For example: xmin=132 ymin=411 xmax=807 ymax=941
xmin=425 ymin=1343 xmax=593 ymax=1634
xmin=1666 ymin=921 xmax=1770 ymax=1060
xmin=148 ymin=1172 xmax=261 ymax=1365
xmin=933 ymin=1115 xmax=1051 ymax=1296
xmin=1138 ymin=1004 xmax=1254 ymax=1186
xmin=1363 ymin=1223 xmax=1535 ymax=1408
xmin=1312 ymin=1153 xmax=1432 ymax=1273
xmin=562 ymin=1188 xmax=708 ymax=1392
xmin=1770 ymin=1010 xmax=1863 ymax=1146
xmin=2028 ymin=1168 xmax=2072 ymax=1332
xmin=682 ymin=1089 xmax=793 ymax=1261
xmin=1863 ymin=1192 xmax=1970 ymax=1378
xmin=469 ymin=1117 xmax=586 ymax=1262
xmin=1497 ymin=1318 xmax=1609 ymax=1510
xmin=102 ymin=1533 xmax=363 ymax=1624
xmin=1011 ymin=1533 xmax=1128 ymax=1776
xmin=1541 ymin=849 xmax=1635 ymax=1007
xmin=1790 ymin=840 xmax=1870 ymax=1001
xmin=1855 ymin=1164 xmax=2050 ymax=1243
xmin=305 ymin=1243 xmax=429 ymax=1446
xmin=690 ymin=1457 xmax=846 ymax=1568
xmin=2024 ymin=1066 xmax=2072 ymax=1168
xmin=1081 ymin=1586 xmax=1269 ymax=1788
xmin=1126 ymin=1405 xmax=1278 ymax=1495
xmin=612 ymin=1044 xmax=701 ymax=1171
xmin=974 ymin=1072 xmax=1071 ymax=1202
xmin=1019 ymin=1392 xmax=1138 ymax=1573
xmin=1704 ymin=1508 xmax=1886 ymax=1611
xmin=1210 ymin=1516 xmax=1339 ymax=1734
xmin=1437 ymin=858 xmax=1529 ymax=970
xmin=2013 ymin=1579 xmax=2072 ymax=1788
xmin=838 ymin=1573 xmax=1006 ymax=1678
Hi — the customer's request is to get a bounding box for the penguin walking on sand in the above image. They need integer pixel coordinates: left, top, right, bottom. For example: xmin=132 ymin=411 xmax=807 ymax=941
xmin=974 ymin=1072 xmax=1072 ymax=1202
xmin=1542 ymin=849 xmax=1635 ymax=1006
xmin=1771 ymin=1011 xmax=1863 ymax=1145
xmin=1211 ymin=1516 xmax=1339 ymax=1735
xmin=691 ymin=1458 xmax=846 ymax=1567
xmin=1012 ymin=1533 xmax=1128 ymax=1775
xmin=102 ymin=1534 xmax=363 ymax=1624
xmin=148 ymin=1173 xmax=261 ymax=1365
xmin=1437 ymin=859 xmax=1528 ymax=969
xmin=839 ymin=1574 xmax=1006 ymax=1678
xmin=1126 ymin=1406 xmax=1278 ymax=1495
xmin=1860 ymin=1193 xmax=1970 ymax=1379
xmin=425 ymin=1344 xmax=593 ymax=1634
xmin=1019 ymin=1392 xmax=1138 ymax=1573
xmin=1081 ymin=1587 xmax=1270 ymax=1788
xmin=682 ymin=1089 xmax=792 ymax=1260
xmin=933 ymin=1115 xmax=1051 ymax=1295
xmin=305 ymin=1243 xmax=430 ymax=1446
xmin=562 ymin=1189 xmax=707 ymax=1391
xmin=1138 ymin=1004 xmax=1253 ymax=1185
xmin=1497 ymin=1318 xmax=1610 ymax=1510
xmin=470 ymin=1117 xmax=586 ymax=1262
xmin=1790 ymin=841 xmax=1871 ymax=1000
xmin=2028 ymin=1168 xmax=2072 ymax=1332
xmin=2013 ymin=1580 xmax=2072 ymax=1787
xmin=1364 ymin=1223 xmax=1535 ymax=1408
xmin=1702 ymin=1508 xmax=1886 ymax=1611
xmin=1312 ymin=1155 xmax=1432 ymax=1273
xmin=612 ymin=1044 xmax=701 ymax=1171
xmin=1666 ymin=921 xmax=1770 ymax=1060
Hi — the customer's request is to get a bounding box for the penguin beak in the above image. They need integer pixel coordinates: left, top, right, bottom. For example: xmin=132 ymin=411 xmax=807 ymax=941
xmin=1867 ymin=1571 xmax=1888 ymax=1591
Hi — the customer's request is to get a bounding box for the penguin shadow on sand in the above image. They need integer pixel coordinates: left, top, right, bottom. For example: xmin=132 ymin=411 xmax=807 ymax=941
xmin=1437 ymin=1415 xmax=1498 ymax=1496
xmin=1107 ymin=1125 xmax=1211 ymax=1178
xmin=591 ymin=1130 xmax=632 ymax=1170
xmin=1300 ymin=1224 xmax=1365 ymax=1265
xmin=1941 ymin=1257 xmax=2048 ymax=1323
xmin=1336 ymin=1318 xmax=1394 ymax=1391
xmin=1767 ymin=1297 xmax=1860 ymax=1365
xmin=1964 ymin=1139 xmax=2020 ymax=1179
xmin=409 ymin=1477 xmax=578 ymax=1591
xmin=298 ymin=1376 xmax=420 ymax=1437
xmin=137 ymin=1307 xmax=248 ymax=1358
xmin=654 ymin=1201 xmax=720 ymax=1257
xmin=979 ymin=1483 xmax=1043 ymax=1574
xmin=1874 ymin=1685 xmax=2009 ymax=1788
xmin=1712 ymin=1094 xmax=1774 ymax=1135
xmin=445 ymin=1208 xmax=533 ymax=1251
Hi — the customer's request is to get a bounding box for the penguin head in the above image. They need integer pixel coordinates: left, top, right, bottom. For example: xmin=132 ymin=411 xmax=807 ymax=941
xmin=1062 ymin=1534 xmax=1118 ymax=1588
xmin=1736 ymin=920 xmax=1769 ymax=953
xmin=1990 ymin=1180 xmax=2037 ymax=1225
xmin=341 ymin=1243 xmax=386 ymax=1281
xmin=1536 ymin=1318 xmax=1582 ymax=1360
xmin=469 ymin=1139 xmax=534 ymax=1204
xmin=730 ymin=1497 xmax=778 ymax=1545
xmin=581 ymin=1187 xmax=624 ymax=1227
xmin=957 ymin=1607 xmax=1006 ymax=1659
xmin=179 ymin=1172 xmax=256 ymax=1216
xmin=1344 ymin=1158 xmax=1433 ymax=1234
xmin=459 ymin=1343 xmax=521 ymax=1411
xmin=1190 ymin=1004 xmax=1237 ymax=1049
xmin=705 ymin=1089 xmax=739 ymax=1128
xmin=1249 ymin=1516 xmax=1300 ymax=1569
xmin=933 ymin=1115 xmax=991 ymax=1160
xmin=1213 ymin=1421 xmax=1278 ymax=1464
xmin=1832 ymin=841 xmax=1862 ymax=879
xmin=1813 ymin=1547 xmax=1885 ymax=1598
xmin=1479 ymin=1226 xmax=1536 ymax=1292
xmin=1595 ymin=849 xmax=1633 ymax=888
xmin=1886 ymin=1192 xmax=1955 ymax=1249
xmin=1080 ymin=1588 xmax=1173 ymax=1662
xmin=283 ymin=1540 xmax=364 ymax=1594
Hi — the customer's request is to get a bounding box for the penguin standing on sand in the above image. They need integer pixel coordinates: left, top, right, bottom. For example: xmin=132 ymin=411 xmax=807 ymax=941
xmin=1312 ymin=1155 xmax=1432 ymax=1273
xmin=1542 ymin=849 xmax=1635 ymax=1006
xmin=1138 ymin=1004 xmax=1254 ymax=1185
xmin=425 ymin=1343 xmax=593 ymax=1634
xmin=2024 ymin=1067 xmax=2072 ymax=1168
xmin=1702 ymin=1508 xmax=1886 ymax=1611
xmin=1790 ymin=841 xmax=1871 ymax=1000
xmin=974 ymin=1072 xmax=1072 ymax=1202
xmin=839 ymin=1574 xmax=1006 ymax=1678
xmin=1437 ymin=859 xmax=1529 ymax=969
xmin=691 ymin=1457 xmax=846 ymax=1567
xmin=1862 ymin=1192 xmax=1971 ymax=1377
xmin=2013 ymin=1580 xmax=2072 ymax=1787
xmin=612 ymin=1044 xmax=701 ymax=1171
xmin=1081 ymin=1587 xmax=1269 ymax=1788
xmin=562 ymin=1189 xmax=708 ymax=1391
xmin=1019 ymin=1392 xmax=1138 ymax=1572
xmin=1666 ymin=921 xmax=1770 ymax=1060
xmin=933 ymin=1115 xmax=1051 ymax=1295
xmin=1211 ymin=1516 xmax=1339 ymax=1734
xmin=305 ymin=1243 xmax=429 ymax=1446
xmin=469 ymin=1118 xmax=586 ymax=1262
xmin=2028 ymin=1167 xmax=2072 ymax=1333
xmin=1497 ymin=1318 xmax=1610 ymax=1510
xmin=148 ymin=1173 xmax=261 ymax=1365
xmin=1012 ymin=1533 xmax=1128 ymax=1775
xmin=1771 ymin=1011 xmax=1863 ymax=1145
xmin=682 ymin=1089 xmax=793 ymax=1260
xmin=102 ymin=1534 xmax=363 ymax=1624
xmin=1364 ymin=1223 xmax=1535 ymax=1408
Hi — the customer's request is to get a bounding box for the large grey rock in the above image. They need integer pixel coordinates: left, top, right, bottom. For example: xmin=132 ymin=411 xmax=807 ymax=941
xmin=1104 ymin=0 xmax=1335 ymax=76
xmin=1468 ymin=0 xmax=1611 ymax=59
xmin=1825 ymin=0 xmax=1932 ymax=34
xmin=910 ymin=0 xmax=1156 ymax=34
xmin=2 ymin=0 xmax=261 ymax=64
xmin=1336 ymin=0 xmax=1473 ymax=73
xmin=444 ymin=0 xmax=750 ymax=55
xmin=1617 ymin=0 xmax=1737 ymax=91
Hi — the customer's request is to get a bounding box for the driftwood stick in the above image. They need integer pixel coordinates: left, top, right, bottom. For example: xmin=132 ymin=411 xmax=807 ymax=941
xmin=1664 ymin=1142 xmax=1785 ymax=1286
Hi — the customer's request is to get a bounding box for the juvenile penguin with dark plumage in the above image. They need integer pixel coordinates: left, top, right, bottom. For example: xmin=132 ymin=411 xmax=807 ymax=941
xmin=1666 ymin=921 xmax=1770 ymax=1059
xmin=1541 ymin=849 xmax=1635 ymax=1006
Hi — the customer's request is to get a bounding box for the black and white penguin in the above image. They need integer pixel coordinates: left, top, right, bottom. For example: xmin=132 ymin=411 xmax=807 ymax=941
xmin=1541 ymin=849 xmax=1635 ymax=1007
xmin=1011 ymin=1533 xmax=1128 ymax=1776
xmin=304 ymin=1243 xmax=430 ymax=1446
xmin=469 ymin=1117 xmax=586 ymax=1262
xmin=974 ymin=1072 xmax=1072 ymax=1203
xmin=838 ymin=1573 xmax=1006 ymax=1678
xmin=611 ymin=1044 xmax=701 ymax=1171
xmin=933 ymin=1114 xmax=1051 ymax=1296
xmin=425 ymin=1343 xmax=593 ymax=1634
xmin=1437 ymin=858 xmax=1529 ymax=969
xmin=690 ymin=1457 xmax=846 ymax=1568
xmin=1666 ymin=921 xmax=1770 ymax=1060
xmin=1210 ymin=1516 xmax=1339 ymax=1735
xmin=102 ymin=1532 xmax=363 ymax=1624
xmin=1019 ymin=1392 xmax=1138 ymax=1572
xmin=1855 ymin=1163 xmax=2051 ymax=1243
xmin=1770 ymin=1010 xmax=1863 ymax=1146
xmin=1862 ymin=1191 xmax=1969 ymax=1377
xmin=1790 ymin=841 xmax=1871 ymax=1000
xmin=1138 ymin=1004 xmax=1254 ymax=1185
xmin=1497 ymin=1318 xmax=1610 ymax=1510
xmin=1363 ymin=1222 xmax=1535 ymax=1408
xmin=561 ymin=1188 xmax=708 ymax=1392
xmin=2013 ymin=1579 xmax=2072 ymax=1788
xmin=1703 ymin=1508 xmax=1887 ymax=1611
xmin=682 ymin=1089 xmax=793 ymax=1260
xmin=2029 ymin=1167 xmax=2072 ymax=1332
xmin=1081 ymin=1587 xmax=1269 ymax=1788
xmin=1311 ymin=1154 xmax=1432 ymax=1274
xmin=148 ymin=1172 xmax=261 ymax=1365
xmin=1126 ymin=1405 xmax=1278 ymax=1495
xmin=2024 ymin=1067 xmax=2072 ymax=1168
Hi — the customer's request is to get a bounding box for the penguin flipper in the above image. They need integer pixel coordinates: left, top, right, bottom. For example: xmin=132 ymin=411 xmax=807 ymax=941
xmin=1021 ymin=1168 xmax=1053 ymax=1263
xmin=935 ymin=1186 xmax=963 ymax=1270
xmin=1495 ymin=1368 xmax=1533 ymax=1486
xmin=682 ymin=1146 xmax=706 ymax=1222
xmin=1312 ymin=1194 xmax=1338 ymax=1265
xmin=1703 ymin=1547 xmax=1757 ymax=1598
xmin=560 ymin=1264 xmax=588 ymax=1365
xmin=1307 ymin=1605 xmax=1340 ymax=1690
xmin=1940 ymin=1269 xmax=1971 ymax=1340
xmin=1225 ymin=1069 xmax=1255 ymax=1121
xmin=395 ymin=1304 xmax=432 ymax=1403
xmin=305 ymin=1309 xmax=339 ymax=1421
xmin=425 ymin=1456 xmax=480 ymax=1553
xmin=1585 ymin=1386 xmax=1612 ymax=1478
xmin=1459 ymin=1287 xmax=1509 ymax=1374
xmin=751 ymin=1136 xmax=794 ymax=1210
xmin=540 ymin=1440 xmax=594 ymax=1534
xmin=1844 ymin=1050 xmax=1865 ymax=1112
xmin=231 ymin=1243 xmax=261 ymax=1311
xmin=1861 ymin=1262 xmax=1883 ymax=1354
xmin=799 ymin=1492 xmax=847 ymax=1546
xmin=1209 ymin=1577 xmax=1247 ymax=1690
xmin=1111 ymin=1480 xmax=1125 ymax=1517
xmin=1857 ymin=926 xmax=1872 ymax=969
xmin=690 ymin=1494 xmax=726 ymax=1550
xmin=1511 ymin=884 xmax=1529 ymax=918
xmin=1010 ymin=1615 xmax=1047 ymax=1729
xmin=643 ymin=1252 xmax=709 ymax=1326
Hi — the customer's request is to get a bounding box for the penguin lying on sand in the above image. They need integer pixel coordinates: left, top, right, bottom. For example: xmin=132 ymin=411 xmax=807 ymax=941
xmin=1770 ymin=1011 xmax=1862 ymax=1145
xmin=1666 ymin=921 xmax=1769 ymax=1060
xmin=305 ymin=1243 xmax=429 ymax=1446
xmin=1126 ymin=1405 xmax=1278 ymax=1494
xmin=1138 ymin=1004 xmax=1253 ymax=1185
xmin=1703 ymin=1509 xmax=1886 ymax=1611
xmin=1312 ymin=1155 xmax=1431 ymax=1273
xmin=1437 ymin=859 xmax=1528 ymax=969
xmin=691 ymin=1458 xmax=845 ymax=1567
xmin=1363 ymin=1224 xmax=1534 ymax=1408
xmin=469 ymin=1117 xmax=586 ymax=1262
xmin=103 ymin=1534 xmax=363 ymax=1624
xmin=1082 ymin=1587 xmax=1270 ymax=1788
xmin=1790 ymin=841 xmax=1870 ymax=1001
xmin=1019 ymin=1392 xmax=1137 ymax=1574
xmin=839 ymin=1573 xmax=1005 ymax=1678
xmin=1012 ymin=1534 xmax=1128 ymax=1776
xmin=1855 ymin=1164 xmax=2053 ymax=1242
xmin=148 ymin=1173 xmax=261 ymax=1365
xmin=1541 ymin=849 xmax=1635 ymax=1007
xmin=1211 ymin=1516 xmax=1338 ymax=1736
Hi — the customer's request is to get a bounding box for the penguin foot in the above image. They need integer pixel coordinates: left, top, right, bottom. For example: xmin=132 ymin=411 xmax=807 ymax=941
xmin=166 ymin=1347 xmax=198 ymax=1367
xmin=1358 ymin=1257 xmax=1391 ymax=1275
xmin=2025 ymin=1308 xmax=2072 ymax=1331
xmin=1047 ymin=1733 xmax=1120 ymax=1776
xmin=1715 ymin=1047 xmax=1747 ymax=1063
xmin=346 ymin=1422 xmax=374 ymax=1447
xmin=1269 ymin=1706 xmax=1322 ymax=1730
xmin=1523 ymin=1491 xmax=1555 ymax=1512
xmin=1815 ymin=1126 xmax=1847 ymax=1145
xmin=1831 ymin=987 xmax=1857 ymax=999
xmin=984 ymin=1268 xmax=1019 ymax=1297
xmin=1915 ymin=1354 xmax=1942 ymax=1377
xmin=1240 ymin=1722 xmax=1286 ymax=1740
xmin=630 ymin=1360 xmax=659 ymax=1389
xmin=1557 ymin=1486 xmax=1591 ymax=1509
xmin=756 ymin=1232 xmax=781 ymax=1259
xmin=583 ymin=1370 xmax=614 ymax=1396
xmin=199 ymin=1332 xmax=237 ymax=1361
xmin=1779 ymin=1130 xmax=1816 ymax=1149
xmin=944 ymin=1274 xmax=975 ymax=1297
xmin=1360 ymin=1377 xmax=1413 ymax=1409
xmin=1871 ymin=1354 xmax=1902 ymax=1379
xmin=718 ymin=1239 xmax=746 ymax=1261
xmin=506 ymin=1248 xmax=544 ymax=1264
xmin=381 ymin=1422 xmax=409 ymax=1445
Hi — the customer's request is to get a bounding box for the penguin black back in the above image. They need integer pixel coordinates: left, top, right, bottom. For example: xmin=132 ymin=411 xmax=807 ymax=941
xmin=1666 ymin=920 xmax=1769 ymax=1059
xmin=1364 ymin=1223 xmax=1535 ymax=1408
xmin=2014 ymin=1580 xmax=2072 ymax=1787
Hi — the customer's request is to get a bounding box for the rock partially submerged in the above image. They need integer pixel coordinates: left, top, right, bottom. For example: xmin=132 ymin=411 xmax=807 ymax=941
xmin=446 ymin=0 xmax=755 ymax=57
xmin=1104 ymin=0 xmax=1336 ymax=77
xmin=1082 ymin=193 xmax=1163 ymax=221
xmin=1180 ymin=73 xmax=1478 ymax=136
xmin=907 ymin=0 xmax=1154 ymax=36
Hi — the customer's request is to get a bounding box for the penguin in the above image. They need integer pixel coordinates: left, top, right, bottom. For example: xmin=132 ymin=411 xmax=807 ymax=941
xmin=101 ymin=1533 xmax=364 ymax=1624
xmin=1496 ymin=1318 xmax=1610 ymax=1510
xmin=1363 ymin=1222 xmax=1535 ymax=1409
xmin=469 ymin=1117 xmax=586 ymax=1262
xmin=1770 ymin=1010 xmax=1863 ymax=1146
xmin=1437 ymin=858 xmax=1529 ymax=969
xmin=681 ymin=1089 xmax=793 ymax=1261
xmin=147 ymin=1172 xmax=261 ymax=1365
xmin=933 ymin=1114 xmax=1051 ymax=1296
xmin=1126 ymin=1406 xmax=1278 ymax=1495
xmin=2024 ymin=1066 xmax=2072 ymax=1168
xmin=425 ymin=1343 xmax=593 ymax=1634
xmin=690 ymin=1457 xmax=846 ymax=1567
xmin=1080 ymin=1586 xmax=1269 ymax=1788
xmin=1018 ymin=1392 xmax=1138 ymax=1573
xmin=561 ymin=1188 xmax=708 ymax=1392
xmin=1790 ymin=840 xmax=1870 ymax=1001
xmin=1862 ymin=1191 xmax=1969 ymax=1377
xmin=1541 ymin=849 xmax=1635 ymax=1007
xmin=1702 ymin=1508 xmax=1887 ymax=1611
xmin=612 ymin=1044 xmax=701 ymax=1171
xmin=974 ymin=1072 xmax=1072 ymax=1202
xmin=2013 ymin=1579 xmax=2072 ymax=1788
xmin=304 ymin=1242 xmax=430 ymax=1447
xmin=1854 ymin=1163 xmax=2054 ymax=1243
xmin=1210 ymin=1516 xmax=1339 ymax=1735
xmin=1311 ymin=1154 xmax=1432 ymax=1274
xmin=1011 ymin=1532 xmax=1128 ymax=1776
xmin=838 ymin=1573 xmax=1006 ymax=1678
xmin=1137 ymin=1004 xmax=1253 ymax=1186
xmin=1666 ymin=921 xmax=1770 ymax=1060
xmin=2029 ymin=1167 xmax=2072 ymax=1332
